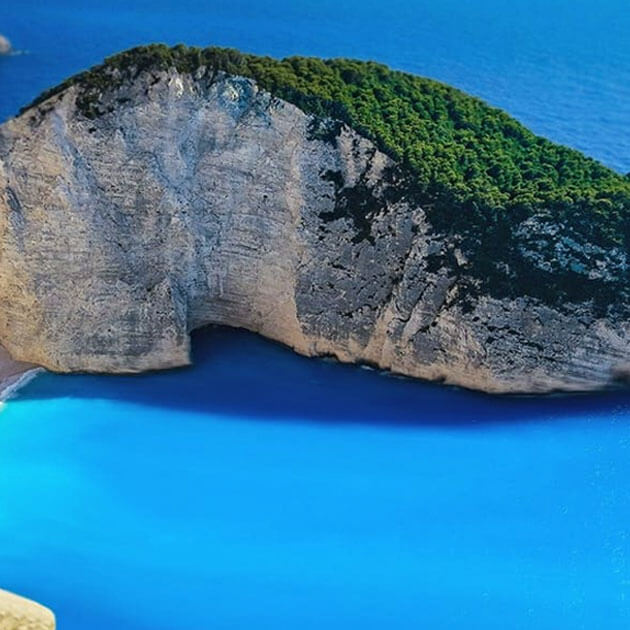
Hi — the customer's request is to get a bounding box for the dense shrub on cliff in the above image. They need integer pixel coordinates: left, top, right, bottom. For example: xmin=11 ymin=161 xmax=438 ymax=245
xmin=25 ymin=44 xmax=630 ymax=310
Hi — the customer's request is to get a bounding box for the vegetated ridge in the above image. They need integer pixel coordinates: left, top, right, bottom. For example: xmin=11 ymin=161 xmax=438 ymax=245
xmin=25 ymin=44 xmax=630 ymax=313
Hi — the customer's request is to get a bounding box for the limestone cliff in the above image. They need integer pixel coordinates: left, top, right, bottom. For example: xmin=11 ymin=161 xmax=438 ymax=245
xmin=0 ymin=61 xmax=628 ymax=393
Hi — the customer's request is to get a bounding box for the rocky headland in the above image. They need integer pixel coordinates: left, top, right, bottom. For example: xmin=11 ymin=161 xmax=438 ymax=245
xmin=0 ymin=45 xmax=628 ymax=393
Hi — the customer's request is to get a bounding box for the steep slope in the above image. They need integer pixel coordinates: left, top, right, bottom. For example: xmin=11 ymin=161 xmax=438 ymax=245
xmin=1 ymin=45 xmax=628 ymax=392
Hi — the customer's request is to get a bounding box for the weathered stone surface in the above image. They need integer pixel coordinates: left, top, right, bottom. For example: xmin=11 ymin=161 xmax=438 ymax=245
xmin=0 ymin=589 xmax=55 ymax=629
xmin=0 ymin=69 xmax=628 ymax=393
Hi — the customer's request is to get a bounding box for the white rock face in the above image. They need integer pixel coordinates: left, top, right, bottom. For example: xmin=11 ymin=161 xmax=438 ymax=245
xmin=0 ymin=35 xmax=11 ymax=55
xmin=0 ymin=69 xmax=628 ymax=393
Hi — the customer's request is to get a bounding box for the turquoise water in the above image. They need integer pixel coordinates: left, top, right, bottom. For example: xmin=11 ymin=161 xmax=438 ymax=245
xmin=1 ymin=1 xmax=630 ymax=627
xmin=2 ymin=329 xmax=630 ymax=628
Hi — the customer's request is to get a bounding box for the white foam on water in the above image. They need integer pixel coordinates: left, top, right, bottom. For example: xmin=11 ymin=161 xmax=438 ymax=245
xmin=0 ymin=368 xmax=44 ymax=407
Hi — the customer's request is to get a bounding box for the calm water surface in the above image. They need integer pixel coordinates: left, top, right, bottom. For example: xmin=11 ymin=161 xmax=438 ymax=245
xmin=2 ymin=329 xmax=630 ymax=629
xmin=1 ymin=1 xmax=630 ymax=628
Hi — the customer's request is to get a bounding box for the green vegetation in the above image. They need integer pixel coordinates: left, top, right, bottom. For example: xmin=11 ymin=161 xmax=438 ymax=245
xmin=24 ymin=44 xmax=630 ymax=311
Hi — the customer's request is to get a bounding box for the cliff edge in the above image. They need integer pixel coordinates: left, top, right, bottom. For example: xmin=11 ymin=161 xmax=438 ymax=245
xmin=0 ymin=45 xmax=628 ymax=393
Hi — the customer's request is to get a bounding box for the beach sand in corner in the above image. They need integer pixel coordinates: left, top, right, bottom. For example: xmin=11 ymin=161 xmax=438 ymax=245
xmin=0 ymin=346 xmax=40 ymax=401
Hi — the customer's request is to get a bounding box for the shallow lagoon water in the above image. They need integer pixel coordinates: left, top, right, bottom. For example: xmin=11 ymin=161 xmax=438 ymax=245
xmin=1 ymin=328 xmax=630 ymax=629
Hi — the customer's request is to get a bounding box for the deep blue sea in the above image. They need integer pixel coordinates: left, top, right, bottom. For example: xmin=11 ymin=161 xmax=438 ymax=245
xmin=1 ymin=2 xmax=630 ymax=628
xmin=2 ymin=0 xmax=630 ymax=172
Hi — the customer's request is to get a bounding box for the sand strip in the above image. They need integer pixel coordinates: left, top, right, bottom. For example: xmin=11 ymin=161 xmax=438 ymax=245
xmin=0 ymin=346 xmax=42 ymax=402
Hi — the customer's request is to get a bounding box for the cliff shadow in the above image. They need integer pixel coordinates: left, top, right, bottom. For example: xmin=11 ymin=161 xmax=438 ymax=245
xmin=11 ymin=326 xmax=630 ymax=428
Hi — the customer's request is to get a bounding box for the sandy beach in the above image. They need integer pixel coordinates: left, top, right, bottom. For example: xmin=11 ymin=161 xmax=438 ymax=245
xmin=0 ymin=346 xmax=41 ymax=401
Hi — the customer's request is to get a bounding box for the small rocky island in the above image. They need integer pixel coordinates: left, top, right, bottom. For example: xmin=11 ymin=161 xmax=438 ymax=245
xmin=0 ymin=35 xmax=11 ymax=55
xmin=0 ymin=44 xmax=628 ymax=393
